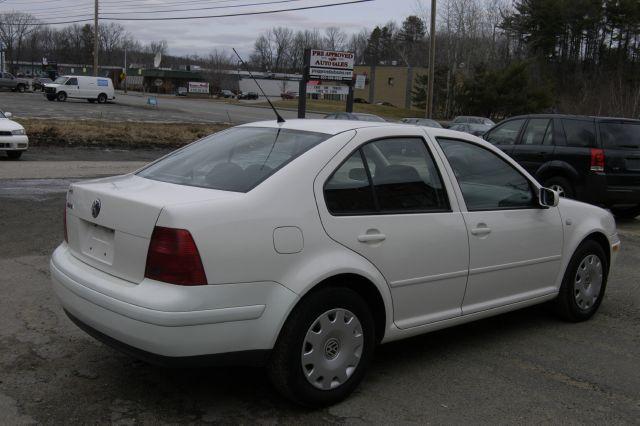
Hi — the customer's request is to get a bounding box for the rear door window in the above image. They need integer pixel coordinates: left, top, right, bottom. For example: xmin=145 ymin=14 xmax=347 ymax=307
xmin=561 ymin=119 xmax=596 ymax=147
xmin=599 ymin=122 xmax=640 ymax=150
xmin=484 ymin=119 xmax=526 ymax=146
xmin=520 ymin=119 xmax=552 ymax=145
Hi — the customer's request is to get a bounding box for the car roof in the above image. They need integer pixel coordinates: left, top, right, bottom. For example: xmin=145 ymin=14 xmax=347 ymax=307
xmin=506 ymin=114 xmax=640 ymax=123
xmin=240 ymin=119 xmax=398 ymax=135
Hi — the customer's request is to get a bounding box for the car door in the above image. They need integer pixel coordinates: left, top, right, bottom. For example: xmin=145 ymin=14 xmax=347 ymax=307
xmin=64 ymin=77 xmax=80 ymax=98
xmin=511 ymin=118 xmax=555 ymax=175
xmin=482 ymin=118 xmax=528 ymax=156
xmin=435 ymin=137 xmax=563 ymax=314
xmin=315 ymin=127 xmax=469 ymax=329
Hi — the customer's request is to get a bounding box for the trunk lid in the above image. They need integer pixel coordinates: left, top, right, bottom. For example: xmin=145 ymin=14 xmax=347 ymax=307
xmin=65 ymin=174 xmax=238 ymax=283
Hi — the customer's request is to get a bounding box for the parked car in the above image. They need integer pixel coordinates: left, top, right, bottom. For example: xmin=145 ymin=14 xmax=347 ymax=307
xmin=401 ymin=117 xmax=443 ymax=128
xmin=0 ymin=111 xmax=28 ymax=160
xmin=51 ymin=119 xmax=618 ymax=407
xmin=44 ymin=76 xmax=115 ymax=103
xmin=238 ymin=91 xmax=259 ymax=100
xmin=450 ymin=116 xmax=495 ymax=127
xmin=32 ymin=77 xmax=53 ymax=92
xmin=449 ymin=122 xmax=492 ymax=136
xmin=324 ymin=112 xmax=386 ymax=122
xmin=0 ymin=72 xmax=29 ymax=93
xmin=176 ymin=87 xmax=188 ymax=96
xmin=218 ymin=89 xmax=236 ymax=99
xmin=281 ymin=91 xmax=298 ymax=100
xmin=354 ymin=97 xmax=369 ymax=104
xmin=483 ymin=114 xmax=640 ymax=218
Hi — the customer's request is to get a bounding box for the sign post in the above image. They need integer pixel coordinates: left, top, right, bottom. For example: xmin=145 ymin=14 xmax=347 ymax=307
xmin=298 ymin=49 xmax=354 ymax=118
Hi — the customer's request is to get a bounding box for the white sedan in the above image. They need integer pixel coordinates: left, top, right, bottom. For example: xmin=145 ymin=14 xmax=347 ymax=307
xmin=51 ymin=119 xmax=619 ymax=406
xmin=0 ymin=111 xmax=28 ymax=160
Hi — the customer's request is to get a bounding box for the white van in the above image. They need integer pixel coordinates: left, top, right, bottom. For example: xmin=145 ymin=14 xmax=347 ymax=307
xmin=44 ymin=76 xmax=115 ymax=103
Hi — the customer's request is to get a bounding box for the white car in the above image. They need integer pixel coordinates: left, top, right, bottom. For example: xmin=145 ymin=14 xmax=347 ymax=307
xmin=0 ymin=111 xmax=28 ymax=160
xmin=51 ymin=120 xmax=620 ymax=406
xmin=44 ymin=75 xmax=115 ymax=103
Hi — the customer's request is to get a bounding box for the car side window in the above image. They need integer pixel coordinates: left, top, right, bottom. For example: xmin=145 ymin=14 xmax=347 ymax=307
xmin=562 ymin=119 xmax=596 ymax=147
xmin=438 ymin=138 xmax=535 ymax=211
xmin=324 ymin=151 xmax=377 ymax=215
xmin=484 ymin=119 xmax=526 ymax=145
xmin=66 ymin=78 xmax=78 ymax=85
xmin=521 ymin=119 xmax=551 ymax=145
xmin=324 ymin=138 xmax=449 ymax=215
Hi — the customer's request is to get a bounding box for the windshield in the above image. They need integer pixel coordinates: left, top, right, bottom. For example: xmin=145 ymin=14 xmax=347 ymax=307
xmin=138 ymin=127 xmax=330 ymax=192
xmin=53 ymin=77 xmax=67 ymax=84
xmin=600 ymin=122 xmax=640 ymax=149
xmin=0 ymin=111 xmax=5 ymax=119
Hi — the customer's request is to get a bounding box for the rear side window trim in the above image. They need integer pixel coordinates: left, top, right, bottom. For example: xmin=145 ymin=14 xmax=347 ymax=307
xmin=323 ymin=136 xmax=452 ymax=216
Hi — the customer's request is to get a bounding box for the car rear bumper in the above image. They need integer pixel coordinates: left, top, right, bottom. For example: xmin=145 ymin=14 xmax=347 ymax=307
xmin=0 ymin=135 xmax=28 ymax=150
xmin=605 ymin=185 xmax=640 ymax=206
xmin=50 ymin=244 xmax=297 ymax=361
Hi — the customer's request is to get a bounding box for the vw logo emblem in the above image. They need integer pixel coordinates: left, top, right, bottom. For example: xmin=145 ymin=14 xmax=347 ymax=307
xmin=324 ymin=338 xmax=340 ymax=360
xmin=91 ymin=199 xmax=101 ymax=218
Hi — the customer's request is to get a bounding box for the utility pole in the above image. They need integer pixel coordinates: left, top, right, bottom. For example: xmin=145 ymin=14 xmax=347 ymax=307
xmin=93 ymin=0 xmax=99 ymax=76
xmin=426 ymin=0 xmax=436 ymax=119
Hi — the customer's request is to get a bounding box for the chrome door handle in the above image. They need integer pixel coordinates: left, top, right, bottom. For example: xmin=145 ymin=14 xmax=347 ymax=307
xmin=357 ymin=233 xmax=386 ymax=243
xmin=470 ymin=226 xmax=491 ymax=236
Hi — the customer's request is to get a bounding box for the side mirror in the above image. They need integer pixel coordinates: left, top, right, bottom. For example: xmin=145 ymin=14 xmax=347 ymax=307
xmin=4 ymin=112 xmax=12 ymax=118
xmin=539 ymin=187 xmax=559 ymax=208
xmin=348 ymin=167 xmax=367 ymax=181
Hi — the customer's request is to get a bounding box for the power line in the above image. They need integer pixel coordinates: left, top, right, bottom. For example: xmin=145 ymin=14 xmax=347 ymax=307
xmin=100 ymin=0 xmax=308 ymax=15
xmin=25 ymin=0 xmax=372 ymax=25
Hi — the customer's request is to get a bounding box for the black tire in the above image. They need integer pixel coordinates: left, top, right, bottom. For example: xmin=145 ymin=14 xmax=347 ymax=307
xmin=97 ymin=93 xmax=107 ymax=104
xmin=46 ymin=94 xmax=56 ymax=101
xmin=7 ymin=151 xmax=22 ymax=160
xmin=543 ymin=176 xmax=575 ymax=198
xmin=268 ymin=286 xmax=376 ymax=407
xmin=88 ymin=99 xmax=96 ymax=103
xmin=57 ymin=91 xmax=67 ymax=102
xmin=16 ymin=84 xmax=25 ymax=93
xmin=554 ymin=240 xmax=608 ymax=322
xmin=611 ymin=205 xmax=640 ymax=219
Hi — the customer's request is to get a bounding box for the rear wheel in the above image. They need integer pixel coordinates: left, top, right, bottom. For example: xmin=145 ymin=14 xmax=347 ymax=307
xmin=56 ymin=91 xmax=67 ymax=102
xmin=611 ymin=205 xmax=640 ymax=219
xmin=97 ymin=93 xmax=107 ymax=104
xmin=543 ymin=176 xmax=575 ymax=198
xmin=554 ymin=240 xmax=608 ymax=322
xmin=7 ymin=151 xmax=22 ymax=160
xmin=268 ymin=287 xmax=375 ymax=407
xmin=16 ymin=84 xmax=25 ymax=93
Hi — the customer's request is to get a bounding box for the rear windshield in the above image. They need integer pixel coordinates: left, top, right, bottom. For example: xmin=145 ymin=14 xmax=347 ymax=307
xmin=600 ymin=122 xmax=640 ymax=150
xmin=137 ymin=127 xmax=330 ymax=192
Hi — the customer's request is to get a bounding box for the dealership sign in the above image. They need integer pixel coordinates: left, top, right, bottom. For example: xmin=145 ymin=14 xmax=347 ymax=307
xmin=309 ymin=50 xmax=354 ymax=81
xmin=307 ymin=84 xmax=350 ymax=95
xmin=188 ymin=81 xmax=209 ymax=94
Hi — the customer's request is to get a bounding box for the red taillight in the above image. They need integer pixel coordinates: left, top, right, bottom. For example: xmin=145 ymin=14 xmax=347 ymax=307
xmin=63 ymin=205 xmax=68 ymax=243
xmin=145 ymin=226 xmax=207 ymax=286
xmin=590 ymin=148 xmax=605 ymax=172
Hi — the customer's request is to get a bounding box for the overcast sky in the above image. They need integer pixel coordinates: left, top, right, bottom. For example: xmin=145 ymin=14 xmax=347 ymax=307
xmin=3 ymin=0 xmax=422 ymax=57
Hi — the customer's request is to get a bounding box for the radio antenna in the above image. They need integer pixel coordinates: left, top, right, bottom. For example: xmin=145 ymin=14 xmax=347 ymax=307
xmin=233 ymin=48 xmax=285 ymax=123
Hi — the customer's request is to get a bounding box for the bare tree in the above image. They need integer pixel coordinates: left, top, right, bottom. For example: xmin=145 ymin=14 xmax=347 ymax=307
xmin=324 ymin=26 xmax=347 ymax=51
xmin=0 ymin=12 xmax=38 ymax=71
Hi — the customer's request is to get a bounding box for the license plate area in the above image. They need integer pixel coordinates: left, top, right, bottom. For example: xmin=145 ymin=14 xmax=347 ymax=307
xmin=81 ymin=222 xmax=115 ymax=265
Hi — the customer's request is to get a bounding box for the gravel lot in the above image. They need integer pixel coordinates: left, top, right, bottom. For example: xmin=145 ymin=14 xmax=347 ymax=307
xmin=0 ymin=91 xmax=323 ymax=124
xmin=1 ymin=147 xmax=639 ymax=423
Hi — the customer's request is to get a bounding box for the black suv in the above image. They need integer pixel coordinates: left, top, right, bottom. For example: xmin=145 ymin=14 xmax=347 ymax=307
xmin=483 ymin=114 xmax=640 ymax=218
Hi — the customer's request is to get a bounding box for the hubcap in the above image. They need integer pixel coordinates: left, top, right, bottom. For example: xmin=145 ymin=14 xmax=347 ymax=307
xmin=574 ymin=254 xmax=603 ymax=310
xmin=301 ymin=308 xmax=363 ymax=390
xmin=550 ymin=184 xmax=565 ymax=197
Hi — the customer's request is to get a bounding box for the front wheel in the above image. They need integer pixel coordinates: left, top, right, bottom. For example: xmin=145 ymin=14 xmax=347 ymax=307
xmin=46 ymin=94 xmax=56 ymax=101
xmin=268 ymin=287 xmax=375 ymax=407
xmin=16 ymin=84 xmax=25 ymax=93
xmin=543 ymin=176 xmax=575 ymax=198
xmin=56 ymin=92 xmax=67 ymax=102
xmin=554 ymin=240 xmax=608 ymax=322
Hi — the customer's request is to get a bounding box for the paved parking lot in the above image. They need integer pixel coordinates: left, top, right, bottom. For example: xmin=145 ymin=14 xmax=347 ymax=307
xmin=1 ymin=148 xmax=639 ymax=423
xmin=0 ymin=91 xmax=322 ymax=124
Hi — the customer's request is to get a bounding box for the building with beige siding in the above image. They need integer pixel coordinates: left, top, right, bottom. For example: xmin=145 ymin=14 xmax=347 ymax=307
xmin=354 ymin=65 xmax=427 ymax=109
